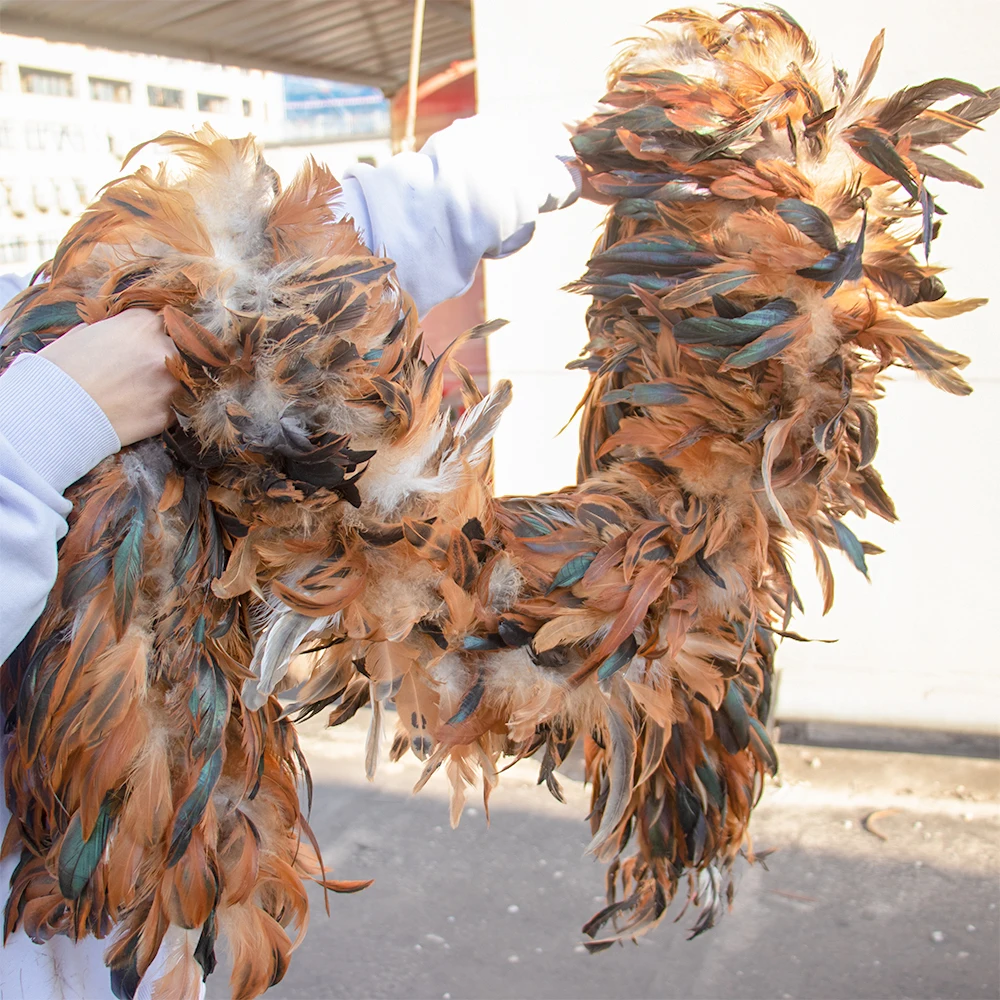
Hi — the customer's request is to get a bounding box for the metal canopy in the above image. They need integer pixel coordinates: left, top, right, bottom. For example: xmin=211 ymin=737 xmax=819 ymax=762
xmin=0 ymin=0 xmax=472 ymax=92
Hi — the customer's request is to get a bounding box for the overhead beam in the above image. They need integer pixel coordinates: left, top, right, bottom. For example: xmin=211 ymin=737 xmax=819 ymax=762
xmin=0 ymin=13 xmax=390 ymax=87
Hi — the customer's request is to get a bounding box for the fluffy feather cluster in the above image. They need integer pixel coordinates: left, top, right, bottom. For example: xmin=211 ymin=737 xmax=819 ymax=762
xmin=0 ymin=131 xmax=410 ymax=998
xmin=1 ymin=6 xmax=996 ymax=996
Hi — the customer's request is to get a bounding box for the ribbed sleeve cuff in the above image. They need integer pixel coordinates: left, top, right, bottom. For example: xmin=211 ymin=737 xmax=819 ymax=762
xmin=332 ymin=176 xmax=376 ymax=252
xmin=551 ymin=154 xmax=582 ymax=211
xmin=0 ymin=353 xmax=120 ymax=493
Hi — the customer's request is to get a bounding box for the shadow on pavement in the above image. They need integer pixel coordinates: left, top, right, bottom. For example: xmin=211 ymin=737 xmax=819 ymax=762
xmin=206 ymin=766 xmax=999 ymax=1000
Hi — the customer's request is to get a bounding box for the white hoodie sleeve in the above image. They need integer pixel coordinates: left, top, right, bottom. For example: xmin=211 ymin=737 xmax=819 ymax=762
xmin=0 ymin=278 xmax=126 ymax=999
xmin=332 ymin=114 xmax=581 ymax=315
xmin=0 ymin=296 xmax=195 ymax=999
xmin=0 ymin=352 xmax=120 ymax=663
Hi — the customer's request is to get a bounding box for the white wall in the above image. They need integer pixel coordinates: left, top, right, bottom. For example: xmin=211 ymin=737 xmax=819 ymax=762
xmin=473 ymin=0 xmax=1000 ymax=733
xmin=263 ymin=136 xmax=392 ymax=186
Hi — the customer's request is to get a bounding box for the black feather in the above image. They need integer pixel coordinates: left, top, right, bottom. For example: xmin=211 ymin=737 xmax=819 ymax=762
xmin=167 ymin=749 xmax=223 ymax=866
xmin=776 ymin=198 xmax=839 ymax=252
xmin=58 ymin=799 xmax=114 ymax=899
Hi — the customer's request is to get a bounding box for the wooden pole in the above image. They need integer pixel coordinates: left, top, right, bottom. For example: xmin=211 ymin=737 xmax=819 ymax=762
xmin=402 ymin=0 xmax=426 ymax=152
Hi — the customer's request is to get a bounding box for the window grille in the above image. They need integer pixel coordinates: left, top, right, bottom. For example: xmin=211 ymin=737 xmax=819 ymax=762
xmin=89 ymin=77 xmax=131 ymax=103
xmin=198 ymin=93 xmax=229 ymax=114
xmin=148 ymin=85 xmax=184 ymax=109
xmin=20 ymin=67 xmax=73 ymax=97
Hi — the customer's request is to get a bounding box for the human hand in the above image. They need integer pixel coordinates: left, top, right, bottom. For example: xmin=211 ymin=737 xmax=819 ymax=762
xmin=39 ymin=309 xmax=179 ymax=447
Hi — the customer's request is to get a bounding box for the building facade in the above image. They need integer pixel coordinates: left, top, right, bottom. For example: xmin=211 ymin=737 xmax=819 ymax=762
xmin=0 ymin=33 xmax=283 ymax=274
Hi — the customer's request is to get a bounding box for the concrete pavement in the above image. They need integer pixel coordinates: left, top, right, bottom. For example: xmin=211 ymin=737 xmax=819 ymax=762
xmin=206 ymin=712 xmax=999 ymax=1000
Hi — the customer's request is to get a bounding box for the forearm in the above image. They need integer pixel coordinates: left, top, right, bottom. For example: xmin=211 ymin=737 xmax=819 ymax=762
xmin=0 ymin=354 xmax=119 ymax=661
xmin=334 ymin=115 xmax=581 ymax=314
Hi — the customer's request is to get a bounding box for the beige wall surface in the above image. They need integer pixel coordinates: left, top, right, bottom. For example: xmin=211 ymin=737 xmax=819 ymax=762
xmin=473 ymin=0 xmax=999 ymax=732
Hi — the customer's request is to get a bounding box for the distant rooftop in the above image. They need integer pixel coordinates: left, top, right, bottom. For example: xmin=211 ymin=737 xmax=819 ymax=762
xmin=279 ymin=76 xmax=390 ymax=142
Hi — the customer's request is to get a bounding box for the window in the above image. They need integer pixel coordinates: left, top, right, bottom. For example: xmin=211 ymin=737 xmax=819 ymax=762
xmin=56 ymin=178 xmax=79 ymax=214
xmin=24 ymin=123 xmax=84 ymax=153
xmin=0 ymin=238 xmax=29 ymax=266
xmin=148 ymin=85 xmax=183 ymax=109
xmin=6 ymin=181 xmax=29 ymax=217
xmin=38 ymin=234 xmax=61 ymax=259
xmin=197 ymin=93 xmax=229 ymax=114
xmin=90 ymin=77 xmax=131 ymax=103
xmin=20 ymin=67 xmax=73 ymax=97
xmin=107 ymin=129 xmax=135 ymax=160
xmin=242 ymin=99 xmax=252 ymax=117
